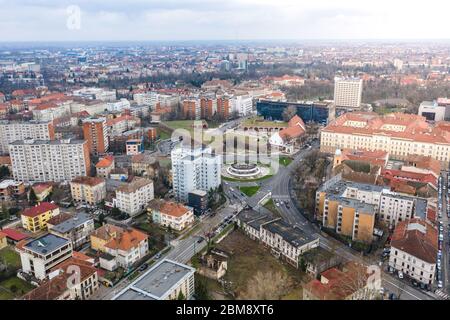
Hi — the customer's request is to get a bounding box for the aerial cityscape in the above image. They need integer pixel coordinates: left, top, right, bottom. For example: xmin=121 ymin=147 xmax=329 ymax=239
xmin=1 ymin=0 xmax=450 ymax=306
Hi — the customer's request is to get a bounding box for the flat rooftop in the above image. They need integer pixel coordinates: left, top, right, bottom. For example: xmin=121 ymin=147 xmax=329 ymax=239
xmin=113 ymin=259 xmax=195 ymax=300
xmin=49 ymin=212 xmax=93 ymax=234
xmin=262 ymin=219 xmax=319 ymax=247
xmin=24 ymin=233 xmax=70 ymax=255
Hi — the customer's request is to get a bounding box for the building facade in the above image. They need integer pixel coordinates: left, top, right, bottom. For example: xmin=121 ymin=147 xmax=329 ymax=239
xmin=334 ymin=77 xmax=363 ymax=109
xmin=70 ymin=176 xmax=106 ymax=205
xmin=9 ymin=138 xmax=91 ymax=183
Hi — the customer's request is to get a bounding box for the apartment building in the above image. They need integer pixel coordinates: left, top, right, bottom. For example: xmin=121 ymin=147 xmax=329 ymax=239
xmin=0 ymin=179 xmax=25 ymax=202
xmin=16 ymin=233 xmax=73 ymax=280
xmin=91 ymin=224 xmax=148 ymax=270
xmin=70 ymin=176 xmax=106 ymax=205
xmin=9 ymin=138 xmax=91 ymax=183
xmin=95 ymin=155 xmax=114 ymax=178
xmin=114 ymin=177 xmax=154 ymax=216
xmin=126 ymin=138 xmax=144 ymax=155
xmin=237 ymin=209 xmax=319 ymax=268
xmin=133 ymin=92 xmax=158 ymax=107
xmin=82 ymin=118 xmax=109 ymax=155
xmin=182 ymin=99 xmax=201 ymax=120
xmin=106 ymin=115 xmax=140 ymax=137
xmin=317 ymin=177 xmax=427 ymax=234
xmin=0 ymin=120 xmax=55 ymax=154
xmin=148 ymin=199 xmax=195 ymax=231
xmin=22 ymin=258 xmax=99 ymax=300
xmin=171 ymin=144 xmax=222 ymax=202
xmin=320 ymin=112 xmax=450 ymax=167
xmin=48 ymin=212 xmax=95 ymax=249
xmin=21 ymin=202 xmax=60 ymax=233
xmin=113 ymin=259 xmax=195 ymax=300
xmin=260 ymin=219 xmax=320 ymax=268
xmin=389 ymin=218 xmax=438 ymax=286
xmin=334 ymin=77 xmax=363 ymax=109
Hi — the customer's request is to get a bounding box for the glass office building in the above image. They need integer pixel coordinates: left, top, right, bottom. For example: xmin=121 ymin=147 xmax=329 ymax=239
xmin=256 ymin=100 xmax=335 ymax=124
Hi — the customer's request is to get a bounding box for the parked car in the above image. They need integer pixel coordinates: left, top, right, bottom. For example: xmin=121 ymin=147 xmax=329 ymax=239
xmin=398 ymin=271 xmax=404 ymax=279
xmin=438 ymin=280 xmax=443 ymax=289
xmin=139 ymin=263 xmax=149 ymax=271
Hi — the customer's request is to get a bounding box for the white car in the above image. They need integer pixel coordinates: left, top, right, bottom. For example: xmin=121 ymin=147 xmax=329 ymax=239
xmin=438 ymin=280 xmax=443 ymax=288
xmin=398 ymin=271 xmax=404 ymax=279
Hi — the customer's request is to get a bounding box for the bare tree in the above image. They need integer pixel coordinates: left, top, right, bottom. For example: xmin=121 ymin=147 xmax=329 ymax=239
xmin=282 ymin=106 xmax=297 ymax=122
xmin=239 ymin=270 xmax=292 ymax=300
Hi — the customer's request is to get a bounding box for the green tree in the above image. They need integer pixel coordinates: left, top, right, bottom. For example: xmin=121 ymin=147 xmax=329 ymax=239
xmin=177 ymin=291 xmax=186 ymax=300
xmin=29 ymin=188 xmax=38 ymax=205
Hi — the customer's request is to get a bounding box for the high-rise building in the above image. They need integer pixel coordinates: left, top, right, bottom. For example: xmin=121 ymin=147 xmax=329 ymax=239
xmin=334 ymin=77 xmax=363 ymax=109
xmin=9 ymin=138 xmax=91 ymax=183
xmin=171 ymin=144 xmax=222 ymax=202
xmin=182 ymin=99 xmax=201 ymax=120
xmin=82 ymin=118 xmax=109 ymax=155
xmin=0 ymin=120 xmax=55 ymax=154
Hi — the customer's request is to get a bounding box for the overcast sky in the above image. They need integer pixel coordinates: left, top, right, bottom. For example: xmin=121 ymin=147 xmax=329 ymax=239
xmin=1 ymin=0 xmax=450 ymax=42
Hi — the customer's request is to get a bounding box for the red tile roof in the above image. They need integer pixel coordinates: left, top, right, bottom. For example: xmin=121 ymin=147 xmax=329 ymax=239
xmin=1 ymin=228 xmax=29 ymax=241
xmin=22 ymin=202 xmax=59 ymax=218
xmin=391 ymin=218 xmax=438 ymax=264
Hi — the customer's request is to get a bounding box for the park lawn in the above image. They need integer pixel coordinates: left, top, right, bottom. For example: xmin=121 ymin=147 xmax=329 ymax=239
xmin=159 ymin=130 xmax=171 ymax=141
xmin=238 ymin=186 xmax=260 ymax=197
xmin=0 ymin=277 xmax=35 ymax=299
xmin=216 ymin=230 xmax=304 ymax=299
xmin=279 ymin=157 xmax=293 ymax=167
xmin=222 ymin=174 xmax=273 ymax=183
xmin=163 ymin=120 xmax=219 ymax=143
xmin=0 ymin=247 xmax=21 ymax=269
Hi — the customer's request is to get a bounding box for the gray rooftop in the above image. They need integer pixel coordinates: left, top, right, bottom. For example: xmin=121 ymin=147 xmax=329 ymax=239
xmin=49 ymin=212 xmax=93 ymax=234
xmin=262 ymin=220 xmax=319 ymax=247
xmin=10 ymin=138 xmax=85 ymax=146
xmin=112 ymin=259 xmax=195 ymax=300
xmin=24 ymin=233 xmax=70 ymax=255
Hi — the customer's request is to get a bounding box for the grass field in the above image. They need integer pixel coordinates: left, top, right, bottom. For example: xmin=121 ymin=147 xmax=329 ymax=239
xmin=238 ymin=186 xmax=260 ymax=197
xmin=162 ymin=120 xmax=220 ymax=143
xmin=215 ymin=230 xmax=304 ymax=299
xmin=279 ymin=157 xmax=293 ymax=167
xmin=0 ymin=247 xmax=21 ymax=269
xmin=0 ymin=277 xmax=35 ymax=300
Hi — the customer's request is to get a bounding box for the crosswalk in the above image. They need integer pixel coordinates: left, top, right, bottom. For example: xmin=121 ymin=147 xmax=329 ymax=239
xmin=435 ymin=290 xmax=450 ymax=300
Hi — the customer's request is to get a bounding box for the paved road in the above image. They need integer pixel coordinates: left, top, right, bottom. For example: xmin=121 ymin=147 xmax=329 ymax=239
xmin=227 ymin=142 xmax=435 ymax=300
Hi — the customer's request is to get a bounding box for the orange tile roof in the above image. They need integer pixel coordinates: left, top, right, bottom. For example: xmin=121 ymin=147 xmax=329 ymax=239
xmin=391 ymin=218 xmax=438 ymax=264
xmin=22 ymin=202 xmax=59 ymax=218
xmin=149 ymin=199 xmax=191 ymax=217
xmin=96 ymin=156 xmax=114 ymax=168
xmin=323 ymin=112 xmax=450 ymax=145
xmin=304 ymin=262 xmax=368 ymax=300
xmin=103 ymin=228 xmax=148 ymax=252
xmin=71 ymin=176 xmax=105 ymax=187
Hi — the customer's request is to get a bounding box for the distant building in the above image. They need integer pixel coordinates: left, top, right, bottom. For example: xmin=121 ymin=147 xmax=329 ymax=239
xmin=113 ymin=259 xmax=195 ymax=300
xmin=16 ymin=233 xmax=73 ymax=280
xmin=418 ymin=100 xmax=447 ymax=122
xmin=0 ymin=231 xmax=7 ymax=250
xmin=0 ymin=179 xmax=25 ymax=202
xmin=334 ymin=77 xmax=363 ymax=109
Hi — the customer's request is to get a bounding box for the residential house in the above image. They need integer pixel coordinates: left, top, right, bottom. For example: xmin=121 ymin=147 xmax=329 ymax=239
xmin=21 ymin=202 xmax=60 ymax=233
xmin=148 ymin=199 xmax=195 ymax=231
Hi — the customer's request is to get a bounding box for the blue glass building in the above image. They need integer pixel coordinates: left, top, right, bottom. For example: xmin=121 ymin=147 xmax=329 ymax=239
xmin=256 ymin=100 xmax=335 ymax=124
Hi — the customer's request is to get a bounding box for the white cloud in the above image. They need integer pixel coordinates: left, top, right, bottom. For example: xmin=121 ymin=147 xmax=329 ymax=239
xmin=0 ymin=0 xmax=450 ymax=41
